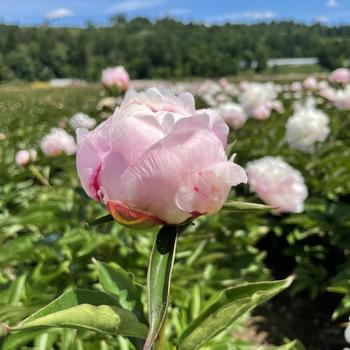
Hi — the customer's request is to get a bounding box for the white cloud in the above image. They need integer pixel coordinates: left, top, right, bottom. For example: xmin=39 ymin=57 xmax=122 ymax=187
xmin=166 ymin=8 xmax=191 ymax=16
xmin=315 ymin=15 xmax=328 ymax=23
xmin=244 ymin=11 xmax=277 ymax=20
xmin=45 ymin=7 xmax=74 ymax=20
xmin=108 ymin=0 xmax=164 ymax=13
xmin=209 ymin=10 xmax=277 ymax=23
xmin=326 ymin=0 xmax=338 ymax=8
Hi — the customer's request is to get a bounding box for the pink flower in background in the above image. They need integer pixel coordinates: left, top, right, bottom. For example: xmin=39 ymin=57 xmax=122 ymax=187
xmin=70 ymin=113 xmax=96 ymax=130
xmin=218 ymin=103 xmax=247 ymax=130
xmin=76 ymin=88 xmax=247 ymax=228
xmin=334 ymin=85 xmax=350 ymax=110
xmin=41 ymin=128 xmax=77 ymax=156
xmin=290 ymin=81 xmax=302 ymax=92
xmin=219 ymin=78 xmax=229 ymax=88
xmin=101 ymin=66 xmax=129 ymax=92
xmin=329 ymin=68 xmax=350 ymax=85
xmin=246 ymin=156 xmax=308 ymax=214
xmin=239 ymin=81 xmax=249 ymax=91
xmin=303 ymin=76 xmax=317 ymax=91
xmin=319 ymin=86 xmax=336 ymax=102
xmin=271 ymin=100 xmax=285 ymax=113
xmin=251 ymin=104 xmax=271 ymax=120
xmin=239 ymin=82 xmax=277 ymax=120
xmin=15 ymin=149 xmax=37 ymax=167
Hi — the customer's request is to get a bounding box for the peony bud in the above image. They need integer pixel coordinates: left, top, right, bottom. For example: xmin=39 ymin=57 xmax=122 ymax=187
xmin=303 ymin=76 xmax=318 ymax=91
xmin=329 ymin=68 xmax=350 ymax=85
xmin=15 ymin=150 xmax=31 ymax=167
xmin=15 ymin=149 xmax=37 ymax=167
xmin=76 ymin=88 xmax=247 ymax=228
xmin=101 ymin=66 xmax=129 ymax=92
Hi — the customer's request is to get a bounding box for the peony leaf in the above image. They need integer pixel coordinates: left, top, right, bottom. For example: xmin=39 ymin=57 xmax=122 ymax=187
xmin=87 ymin=214 xmax=114 ymax=226
xmin=178 ymin=277 xmax=294 ymax=350
xmin=264 ymin=339 xmax=305 ymax=350
xmin=93 ymin=259 xmax=145 ymax=322
xmin=8 ymin=274 xmax=27 ymax=306
xmin=12 ymin=289 xmax=148 ymax=339
xmin=143 ymin=225 xmax=179 ymax=350
xmin=222 ymin=200 xmax=275 ymax=212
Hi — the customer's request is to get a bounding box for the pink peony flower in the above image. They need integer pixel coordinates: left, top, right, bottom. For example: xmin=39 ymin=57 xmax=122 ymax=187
xmin=319 ymin=87 xmax=336 ymax=102
xmin=303 ymin=76 xmax=318 ymax=91
xmin=334 ymin=85 xmax=350 ymax=110
xmin=70 ymin=113 xmax=96 ymax=130
xmin=239 ymin=81 xmax=249 ymax=91
xmin=218 ymin=103 xmax=247 ymax=130
xmin=41 ymin=128 xmax=77 ymax=156
xmin=246 ymin=156 xmax=308 ymax=214
xmin=329 ymin=68 xmax=350 ymax=85
xmin=15 ymin=150 xmax=29 ymax=166
xmin=271 ymin=100 xmax=284 ymax=113
xmin=15 ymin=149 xmax=37 ymax=167
xmin=101 ymin=66 xmax=129 ymax=92
xmin=76 ymin=88 xmax=247 ymax=228
xmin=239 ymin=82 xmax=276 ymax=120
xmin=251 ymin=104 xmax=271 ymax=120
xmin=291 ymin=81 xmax=302 ymax=92
xmin=219 ymin=78 xmax=229 ymax=88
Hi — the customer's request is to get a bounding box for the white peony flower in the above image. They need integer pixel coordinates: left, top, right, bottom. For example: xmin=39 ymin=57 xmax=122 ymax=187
xmin=246 ymin=156 xmax=308 ymax=214
xmin=217 ymin=102 xmax=247 ymax=130
xmin=239 ymin=82 xmax=277 ymax=120
xmin=334 ymin=85 xmax=350 ymax=110
xmin=40 ymin=128 xmax=77 ymax=156
xmin=285 ymin=106 xmax=330 ymax=152
xmin=70 ymin=113 xmax=96 ymax=130
xmin=345 ymin=319 xmax=350 ymax=344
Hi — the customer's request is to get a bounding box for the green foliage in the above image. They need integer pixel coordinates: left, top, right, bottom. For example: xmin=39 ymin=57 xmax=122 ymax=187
xmin=12 ymin=289 xmax=148 ymax=338
xmin=92 ymin=260 xmax=145 ymax=322
xmin=178 ymin=277 xmax=293 ymax=350
xmin=3 ymin=20 xmax=350 ymax=81
xmin=2 ymin=82 xmax=349 ymax=348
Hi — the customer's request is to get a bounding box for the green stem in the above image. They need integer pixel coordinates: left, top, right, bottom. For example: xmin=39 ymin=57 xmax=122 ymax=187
xmin=28 ymin=164 xmax=51 ymax=188
xmin=143 ymin=225 xmax=179 ymax=350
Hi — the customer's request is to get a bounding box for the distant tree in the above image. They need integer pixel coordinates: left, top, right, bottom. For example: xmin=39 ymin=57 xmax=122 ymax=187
xmin=1 ymin=20 xmax=350 ymax=81
xmin=256 ymin=47 xmax=268 ymax=73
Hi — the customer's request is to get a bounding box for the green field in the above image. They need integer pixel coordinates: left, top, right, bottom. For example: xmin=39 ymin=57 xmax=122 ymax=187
xmin=1 ymin=83 xmax=350 ymax=349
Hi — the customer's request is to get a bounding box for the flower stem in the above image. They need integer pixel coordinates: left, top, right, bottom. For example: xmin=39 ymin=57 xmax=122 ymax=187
xmin=28 ymin=165 xmax=51 ymax=188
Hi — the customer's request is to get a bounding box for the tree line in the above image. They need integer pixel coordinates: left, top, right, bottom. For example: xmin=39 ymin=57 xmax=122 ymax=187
xmin=1 ymin=17 xmax=350 ymax=81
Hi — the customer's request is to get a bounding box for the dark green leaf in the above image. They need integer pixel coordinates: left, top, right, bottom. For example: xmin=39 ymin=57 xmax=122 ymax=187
xmin=178 ymin=277 xmax=293 ymax=350
xmin=93 ymin=259 xmax=145 ymax=322
xmin=12 ymin=289 xmax=148 ymax=339
xmin=87 ymin=214 xmax=114 ymax=226
xmin=144 ymin=225 xmax=179 ymax=350
xmin=222 ymin=200 xmax=275 ymax=212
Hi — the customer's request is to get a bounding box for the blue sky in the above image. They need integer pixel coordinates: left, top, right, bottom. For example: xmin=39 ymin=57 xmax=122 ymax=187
xmin=1 ymin=0 xmax=350 ymax=26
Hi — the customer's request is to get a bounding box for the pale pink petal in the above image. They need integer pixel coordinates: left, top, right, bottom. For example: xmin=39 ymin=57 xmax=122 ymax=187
xmin=112 ymin=128 xmax=227 ymax=224
xmin=109 ymin=113 xmax=165 ymax=164
xmin=175 ymin=161 xmax=247 ymax=215
xmin=76 ymin=138 xmax=103 ymax=200
xmin=206 ymin=161 xmax=248 ymax=186
xmin=197 ymin=109 xmax=229 ymax=148
xmin=99 ymin=152 xmax=129 ymax=202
